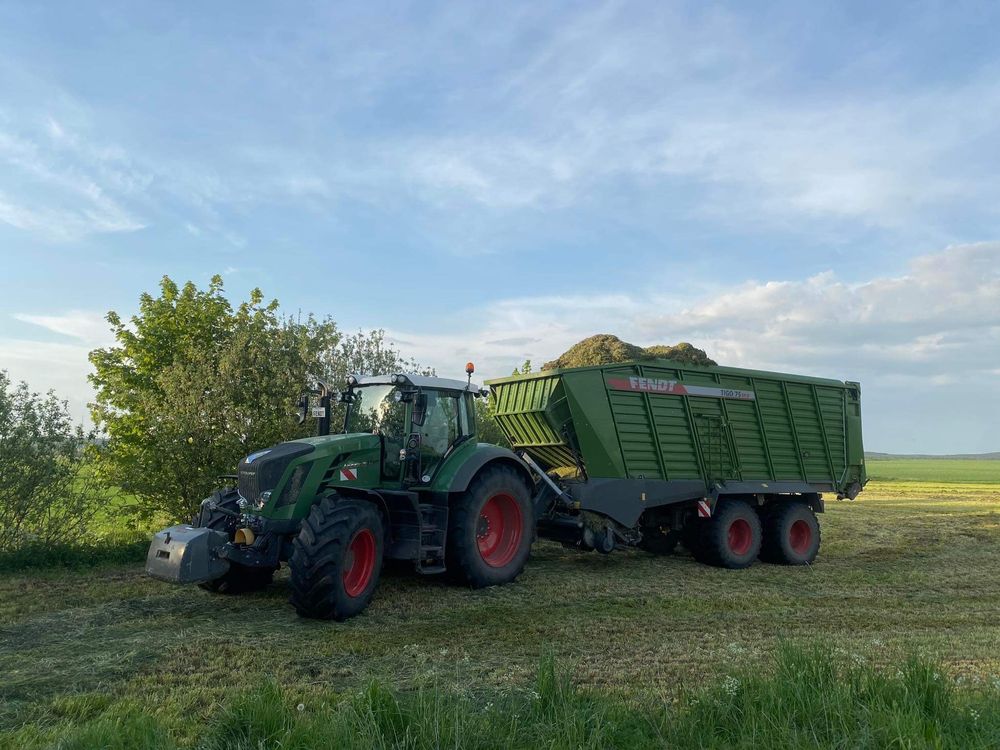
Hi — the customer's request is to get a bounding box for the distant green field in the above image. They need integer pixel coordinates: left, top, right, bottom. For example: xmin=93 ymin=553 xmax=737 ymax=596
xmin=866 ymin=458 xmax=1000 ymax=483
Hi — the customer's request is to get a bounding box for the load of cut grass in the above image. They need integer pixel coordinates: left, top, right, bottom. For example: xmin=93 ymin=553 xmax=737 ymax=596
xmin=542 ymin=334 xmax=715 ymax=371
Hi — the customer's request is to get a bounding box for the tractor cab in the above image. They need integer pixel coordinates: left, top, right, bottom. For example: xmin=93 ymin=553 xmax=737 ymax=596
xmin=338 ymin=373 xmax=483 ymax=487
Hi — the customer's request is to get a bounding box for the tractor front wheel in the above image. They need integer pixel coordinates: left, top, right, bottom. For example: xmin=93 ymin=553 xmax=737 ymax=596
xmin=691 ymin=499 xmax=761 ymax=569
xmin=194 ymin=488 xmax=275 ymax=594
xmin=288 ymin=497 xmax=384 ymax=621
xmin=447 ymin=467 xmax=533 ymax=588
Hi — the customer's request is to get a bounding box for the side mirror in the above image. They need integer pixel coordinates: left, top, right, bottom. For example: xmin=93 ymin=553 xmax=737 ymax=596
xmin=295 ymin=394 xmax=309 ymax=425
xmin=412 ymin=393 xmax=428 ymax=426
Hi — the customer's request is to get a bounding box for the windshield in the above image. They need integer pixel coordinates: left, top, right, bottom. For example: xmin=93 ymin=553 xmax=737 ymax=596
xmin=344 ymin=384 xmax=407 ymax=440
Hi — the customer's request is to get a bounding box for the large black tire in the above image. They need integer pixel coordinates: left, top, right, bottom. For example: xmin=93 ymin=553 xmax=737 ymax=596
xmin=759 ymin=502 xmax=820 ymax=565
xmin=447 ymin=466 xmax=533 ymax=588
xmin=691 ymin=499 xmax=761 ymax=569
xmin=193 ymin=488 xmax=275 ymax=594
xmin=288 ymin=497 xmax=384 ymax=621
xmin=639 ymin=526 xmax=679 ymax=555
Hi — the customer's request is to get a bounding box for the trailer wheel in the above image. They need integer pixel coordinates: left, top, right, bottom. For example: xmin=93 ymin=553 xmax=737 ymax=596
xmin=692 ymin=499 xmax=761 ymax=569
xmin=759 ymin=502 xmax=820 ymax=565
xmin=448 ymin=466 xmax=533 ymax=588
xmin=288 ymin=497 xmax=384 ymax=621
xmin=639 ymin=525 xmax=679 ymax=555
xmin=193 ymin=488 xmax=276 ymax=594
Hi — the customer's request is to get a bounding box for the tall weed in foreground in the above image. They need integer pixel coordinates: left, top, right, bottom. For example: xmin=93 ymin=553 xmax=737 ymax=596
xmin=669 ymin=645 xmax=999 ymax=748
xmin=4 ymin=646 xmax=998 ymax=749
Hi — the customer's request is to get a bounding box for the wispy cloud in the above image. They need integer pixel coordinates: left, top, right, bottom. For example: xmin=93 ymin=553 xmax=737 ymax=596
xmin=379 ymin=6 xmax=1000 ymax=237
xmin=390 ymin=243 xmax=1000 ymax=451
xmin=0 ymin=122 xmax=147 ymax=240
xmin=13 ymin=310 xmax=112 ymax=345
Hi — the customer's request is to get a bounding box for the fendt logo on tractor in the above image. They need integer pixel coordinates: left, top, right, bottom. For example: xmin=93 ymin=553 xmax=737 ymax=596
xmin=146 ymin=359 xmax=866 ymax=621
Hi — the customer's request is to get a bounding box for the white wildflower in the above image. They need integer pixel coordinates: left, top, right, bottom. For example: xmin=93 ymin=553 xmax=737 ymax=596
xmin=297 ymin=703 xmax=305 ymax=713
xmin=722 ymin=676 xmax=740 ymax=697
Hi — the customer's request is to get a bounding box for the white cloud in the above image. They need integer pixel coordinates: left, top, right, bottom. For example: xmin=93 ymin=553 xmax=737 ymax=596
xmin=389 ymin=243 xmax=1000 ymax=452
xmin=383 ymin=7 xmax=1000 ymax=233
xmin=0 ymin=126 xmax=146 ymax=240
xmin=13 ymin=310 xmax=113 ymax=345
xmin=0 ymin=338 xmax=95 ymax=425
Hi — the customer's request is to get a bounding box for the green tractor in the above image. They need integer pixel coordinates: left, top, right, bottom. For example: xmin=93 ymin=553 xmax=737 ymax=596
xmin=146 ymin=365 xmax=535 ymax=620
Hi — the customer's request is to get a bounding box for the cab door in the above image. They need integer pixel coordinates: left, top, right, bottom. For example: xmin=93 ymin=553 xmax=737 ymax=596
xmin=416 ymin=390 xmax=471 ymax=482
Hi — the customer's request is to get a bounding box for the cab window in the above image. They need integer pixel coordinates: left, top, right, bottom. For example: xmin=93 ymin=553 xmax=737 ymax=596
xmin=419 ymin=391 xmax=469 ymax=478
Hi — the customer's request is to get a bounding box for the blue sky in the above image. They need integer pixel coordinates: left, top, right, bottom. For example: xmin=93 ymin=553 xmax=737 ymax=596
xmin=1 ymin=1 xmax=998 ymax=453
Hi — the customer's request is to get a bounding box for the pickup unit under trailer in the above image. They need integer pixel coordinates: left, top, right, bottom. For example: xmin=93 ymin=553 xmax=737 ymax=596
xmin=486 ymin=359 xmax=866 ymax=563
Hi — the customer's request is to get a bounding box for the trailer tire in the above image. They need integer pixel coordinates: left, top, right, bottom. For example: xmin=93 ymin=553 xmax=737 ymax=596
xmin=759 ymin=501 xmax=820 ymax=565
xmin=289 ymin=497 xmax=384 ymax=621
xmin=448 ymin=466 xmax=533 ymax=588
xmin=193 ymin=488 xmax=276 ymax=594
xmin=692 ymin=499 xmax=761 ymax=569
xmin=639 ymin=527 xmax=679 ymax=555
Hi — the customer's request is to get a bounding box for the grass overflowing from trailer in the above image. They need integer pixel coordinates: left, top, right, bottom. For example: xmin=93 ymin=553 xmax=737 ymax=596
xmin=2 ymin=462 xmax=999 ymax=747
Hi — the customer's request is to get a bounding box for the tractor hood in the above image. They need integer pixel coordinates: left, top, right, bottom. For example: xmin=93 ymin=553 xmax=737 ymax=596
xmin=238 ymin=433 xmax=382 ymax=517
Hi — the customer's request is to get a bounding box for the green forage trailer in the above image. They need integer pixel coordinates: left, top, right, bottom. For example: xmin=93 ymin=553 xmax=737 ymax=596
xmin=486 ymin=361 xmax=866 ymax=566
xmin=146 ymin=359 xmax=866 ymax=621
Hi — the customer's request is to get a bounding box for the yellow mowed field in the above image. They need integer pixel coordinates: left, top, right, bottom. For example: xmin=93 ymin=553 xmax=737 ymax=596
xmin=1 ymin=473 xmax=999 ymax=741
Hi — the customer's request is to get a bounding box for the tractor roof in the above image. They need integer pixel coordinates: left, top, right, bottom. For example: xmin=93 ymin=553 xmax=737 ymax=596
xmin=357 ymin=374 xmax=482 ymax=392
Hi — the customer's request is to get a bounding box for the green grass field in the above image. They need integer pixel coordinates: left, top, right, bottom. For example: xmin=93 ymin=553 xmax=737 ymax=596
xmin=866 ymin=457 xmax=1000 ymax=483
xmin=2 ymin=459 xmax=1000 ymax=748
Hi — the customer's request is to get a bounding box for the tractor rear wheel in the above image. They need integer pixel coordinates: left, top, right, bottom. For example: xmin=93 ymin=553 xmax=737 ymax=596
xmin=691 ymin=499 xmax=761 ymax=569
xmin=193 ymin=488 xmax=275 ymax=594
xmin=447 ymin=466 xmax=533 ymax=588
xmin=288 ymin=497 xmax=384 ymax=621
xmin=759 ymin=502 xmax=820 ymax=565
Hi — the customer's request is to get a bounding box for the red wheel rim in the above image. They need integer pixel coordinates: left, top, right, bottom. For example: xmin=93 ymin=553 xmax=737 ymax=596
xmin=727 ymin=518 xmax=753 ymax=556
xmin=342 ymin=528 xmax=376 ymax=597
xmin=476 ymin=492 xmax=523 ymax=568
xmin=789 ymin=519 xmax=812 ymax=555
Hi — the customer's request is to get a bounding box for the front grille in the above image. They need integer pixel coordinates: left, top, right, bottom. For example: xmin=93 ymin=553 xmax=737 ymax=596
xmin=238 ymin=468 xmax=261 ymax=504
xmin=237 ymin=442 xmax=315 ymax=505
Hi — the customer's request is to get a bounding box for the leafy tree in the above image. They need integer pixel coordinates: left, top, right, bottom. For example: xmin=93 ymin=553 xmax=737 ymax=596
xmin=511 ymin=360 xmax=533 ymax=376
xmin=474 ymin=396 xmax=510 ymax=448
xmin=0 ymin=371 xmax=97 ymax=552
xmin=89 ymin=275 xmax=420 ymax=522
xmin=542 ymin=334 xmax=715 ymax=370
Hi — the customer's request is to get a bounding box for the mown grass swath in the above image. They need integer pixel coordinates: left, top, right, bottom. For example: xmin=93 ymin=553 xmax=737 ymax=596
xmin=2 ymin=464 xmax=999 ymax=748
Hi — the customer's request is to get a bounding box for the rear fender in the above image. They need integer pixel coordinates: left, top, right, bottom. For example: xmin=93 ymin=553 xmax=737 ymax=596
xmin=439 ymin=444 xmax=534 ymax=494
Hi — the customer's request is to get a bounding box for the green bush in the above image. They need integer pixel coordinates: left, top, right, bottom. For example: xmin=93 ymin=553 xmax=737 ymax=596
xmin=0 ymin=371 xmax=100 ymax=553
